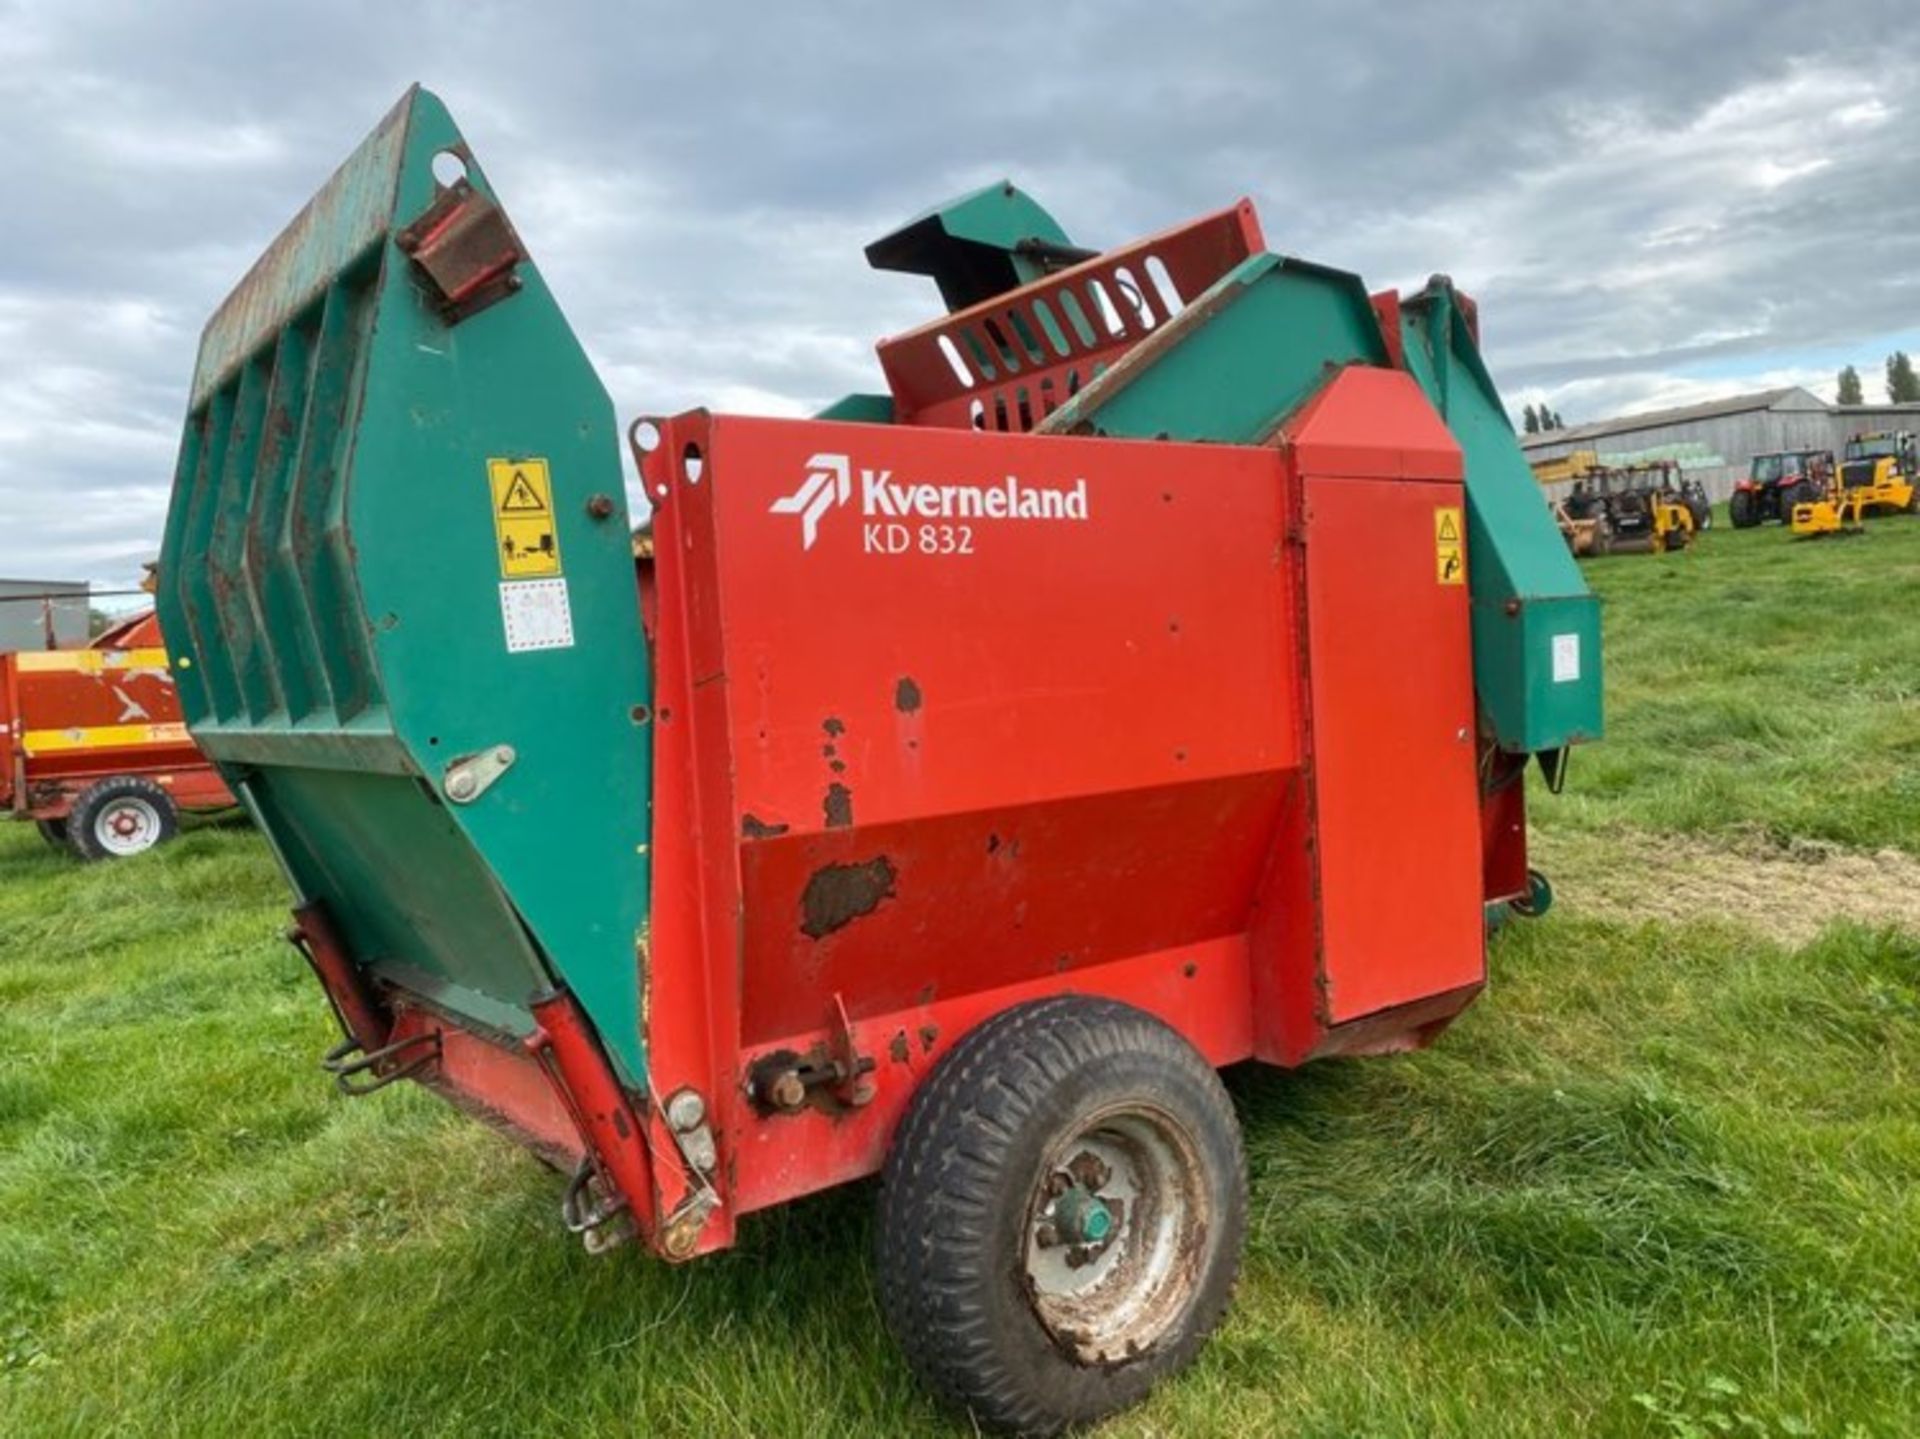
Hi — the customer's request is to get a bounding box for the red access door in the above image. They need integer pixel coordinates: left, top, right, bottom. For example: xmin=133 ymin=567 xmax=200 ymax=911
xmin=1290 ymin=369 xmax=1486 ymax=1022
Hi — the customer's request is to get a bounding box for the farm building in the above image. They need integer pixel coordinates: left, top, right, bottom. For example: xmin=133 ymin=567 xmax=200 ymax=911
xmin=1521 ymin=387 xmax=1920 ymax=501
xmin=0 ymin=577 xmax=89 ymax=651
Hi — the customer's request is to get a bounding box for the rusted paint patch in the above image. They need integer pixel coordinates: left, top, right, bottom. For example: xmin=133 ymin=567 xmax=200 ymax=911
xmin=740 ymin=813 xmax=790 ymax=840
xmin=917 ymin=1023 xmax=939 ymax=1053
xmin=800 ymin=856 xmax=896 ymax=938
xmin=894 ymin=676 xmax=922 ymax=713
xmin=823 ymin=782 xmax=854 ymax=829
xmin=823 ymin=716 xmax=846 ymax=738
xmin=888 ymin=1030 xmax=911 ymax=1064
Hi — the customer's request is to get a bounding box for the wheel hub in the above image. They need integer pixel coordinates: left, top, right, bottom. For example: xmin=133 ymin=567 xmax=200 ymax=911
xmin=1022 ymin=1105 xmax=1209 ymax=1365
xmin=95 ymin=798 xmax=161 ymax=856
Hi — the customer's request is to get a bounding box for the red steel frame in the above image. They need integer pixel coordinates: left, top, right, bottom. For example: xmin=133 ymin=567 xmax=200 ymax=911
xmin=878 ymin=202 xmax=1265 ymax=433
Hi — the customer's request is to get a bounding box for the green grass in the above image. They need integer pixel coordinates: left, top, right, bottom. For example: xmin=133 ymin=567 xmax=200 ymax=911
xmin=3 ymin=518 xmax=1917 ymax=1436
xmin=1543 ymin=509 xmax=1920 ymax=851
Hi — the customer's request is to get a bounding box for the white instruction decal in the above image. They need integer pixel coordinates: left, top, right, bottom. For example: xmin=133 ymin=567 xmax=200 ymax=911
xmin=500 ymin=579 xmax=575 ymax=653
xmin=1551 ymin=632 xmax=1580 ymax=684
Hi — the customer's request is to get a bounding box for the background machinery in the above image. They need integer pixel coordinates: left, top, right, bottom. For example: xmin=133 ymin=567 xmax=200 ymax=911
xmin=1559 ymin=460 xmax=1699 ymax=555
xmin=158 ymin=89 xmax=1602 ymax=1434
xmin=1731 ymin=449 xmax=1833 ymax=527
xmin=1 ymin=609 xmax=232 ymax=858
xmin=1788 ymin=430 xmax=1915 ymax=538
xmin=1837 ymin=430 xmax=1918 ymax=516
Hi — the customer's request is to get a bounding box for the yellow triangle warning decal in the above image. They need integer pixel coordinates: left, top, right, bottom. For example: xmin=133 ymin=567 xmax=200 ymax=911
xmin=1437 ymin=511 xmax=1460 ymax=542
xmin=499 ymin=472 xmax=548 ymax=514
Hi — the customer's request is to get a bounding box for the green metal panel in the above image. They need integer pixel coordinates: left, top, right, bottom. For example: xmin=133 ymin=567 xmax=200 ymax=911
xmin=1037 ymin=254 xmax=1389 ymax=442
xmin=865 ymin=182 xmax=1076 ymax=312
xmin=1393 ymin=284 xmax=1603 ymax=752
xmin=158 ymin=88 xmax=654 ymax=1082
xmin=815 ymin=392 xmax=895 ymax=424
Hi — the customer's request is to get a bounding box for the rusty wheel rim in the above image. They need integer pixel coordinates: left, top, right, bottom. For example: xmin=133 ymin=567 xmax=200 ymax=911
xmin=1022 ymin=1101 xmax=1209 ymax=1365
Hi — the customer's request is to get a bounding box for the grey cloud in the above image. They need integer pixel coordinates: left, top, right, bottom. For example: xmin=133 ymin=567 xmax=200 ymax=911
xmin=3 ymin=0 xmax=1917 ymax=590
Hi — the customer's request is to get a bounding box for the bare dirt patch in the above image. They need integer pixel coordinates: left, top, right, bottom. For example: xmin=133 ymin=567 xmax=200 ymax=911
xmin=1531 ymin=825 xmax=1920 ymax=945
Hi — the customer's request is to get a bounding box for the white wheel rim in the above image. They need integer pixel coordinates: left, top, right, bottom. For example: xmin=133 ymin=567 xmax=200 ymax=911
xmin=95 ymin=797 xmax=162 ymax=856
xmin=1022 ymin=1102 xmax=1209 ymax=1365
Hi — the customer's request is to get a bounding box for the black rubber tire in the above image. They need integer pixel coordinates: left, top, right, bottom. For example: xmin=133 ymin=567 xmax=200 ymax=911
xmin=65 ymin=776 xmax=178 ymax=861
xmin=1729 ymin=489 xmax=1757 ymax=528
xmin=877 ymin=996 xmax=1247 ymax=1436
xmin=34 ymin=818 xmax=68 ymax=848
xmin=1689 ymin=500 xmax=1711 ymax=532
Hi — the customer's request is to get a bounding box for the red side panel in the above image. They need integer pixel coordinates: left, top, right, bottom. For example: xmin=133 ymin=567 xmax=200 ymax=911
xmin=1301 ymin=474 xmax=1483 ymax=1020
xmin=1244 ymin=370 xmax=1482 ymax=1068
xmin=1267 ymin=368 xmax=1484 ymax=1037
xmin=639 ymin=416 xmax=1300 ymax=1240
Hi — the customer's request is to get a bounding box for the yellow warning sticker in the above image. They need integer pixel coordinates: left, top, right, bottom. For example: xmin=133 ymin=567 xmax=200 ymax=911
xmin=488 ymin=458 xmax=562 ymax=578
xmin=1434 ymin=505 xmax=1465 ymax=585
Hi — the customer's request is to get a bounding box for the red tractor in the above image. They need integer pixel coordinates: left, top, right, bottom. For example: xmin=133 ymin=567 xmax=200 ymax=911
xmin=1729 ymin=449 xmax=1834 ymax=527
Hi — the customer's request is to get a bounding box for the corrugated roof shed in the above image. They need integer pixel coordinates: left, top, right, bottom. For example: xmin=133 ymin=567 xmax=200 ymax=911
xmin=1520 ymin=386 xmax=1824 ymax=450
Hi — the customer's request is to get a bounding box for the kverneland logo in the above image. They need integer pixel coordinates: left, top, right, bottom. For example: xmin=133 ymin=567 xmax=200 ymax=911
xmin=769 ymin=452 xmax=1089 ymax=551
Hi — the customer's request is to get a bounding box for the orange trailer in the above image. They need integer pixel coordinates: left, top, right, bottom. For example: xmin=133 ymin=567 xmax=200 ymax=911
xmin=0 ymin=610 xmax=233 ymax=859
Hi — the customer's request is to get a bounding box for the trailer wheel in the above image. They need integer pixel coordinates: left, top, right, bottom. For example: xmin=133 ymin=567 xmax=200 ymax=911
xmin=34 ymin=818 xmax=68 ymax=848
xmin=877 ymin=996 xmax=1246 ymax=1435
xmin=66 ymin=776 xmax=178 ymax=861
xmin=1729 ymin=490 xmax=1757 ymax=528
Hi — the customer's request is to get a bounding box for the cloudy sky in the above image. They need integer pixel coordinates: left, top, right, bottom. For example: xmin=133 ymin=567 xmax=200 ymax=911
xmin=4 ymin=0 xmax=1917 ymax=594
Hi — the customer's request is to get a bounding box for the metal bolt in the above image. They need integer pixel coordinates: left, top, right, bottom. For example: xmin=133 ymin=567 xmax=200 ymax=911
xmin=767 ymin=1072 xmax=806 ymax=1110
xmin=1067 ymin=1151 xmax=1110 ymax=1191
xmin=494 ymin=745 xmax=516 ymax=765
xmin=662 ymin=1224 xmax=699 ymax=1260
xmin=445 ymin=770 xmax=478 ymax=801
xmin=664 ymin=1089 xmax=706 ymax=1132
xmin=586 ymin=493 xmax=616 ymax=520
xmin=1034 ymin=1223 xmax=1061 ymax=1249
xmin=681 ymin=1128 xmax=718 ymax=1173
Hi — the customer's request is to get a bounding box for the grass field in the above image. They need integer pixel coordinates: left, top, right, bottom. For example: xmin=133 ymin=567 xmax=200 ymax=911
xmin=3 ymin=515 xmax=1917 ymax=1437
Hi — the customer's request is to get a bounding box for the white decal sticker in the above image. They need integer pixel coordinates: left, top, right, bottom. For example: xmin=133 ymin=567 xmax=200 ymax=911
xmin=1552 ymin=632 xmax=1580 ymax=684
xmin=500 ymin=578 xmax=575 ymax=653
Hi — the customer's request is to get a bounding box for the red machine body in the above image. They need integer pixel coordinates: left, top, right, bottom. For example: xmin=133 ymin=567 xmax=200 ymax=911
xmin=0 ymin=610 xmax=233 ymax=826
xmin=356 ymin=360 xmax=1492 ymax=1259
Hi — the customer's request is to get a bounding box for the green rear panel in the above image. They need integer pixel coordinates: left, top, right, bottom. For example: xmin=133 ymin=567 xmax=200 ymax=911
xmin=1038 ymin=253 xmax=1389 ymax=442
xmin=158 ymin=88 xmax=653 ymax=1081
xmin=1393 ymin=284 xmax=1603 ymax=752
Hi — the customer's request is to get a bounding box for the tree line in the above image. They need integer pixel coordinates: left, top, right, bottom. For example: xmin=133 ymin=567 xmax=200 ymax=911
xmin=1522 ymin=404 xmax=1566 ymax=433
xmin=1837 ymin=354 xmax=1919 ymax=405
